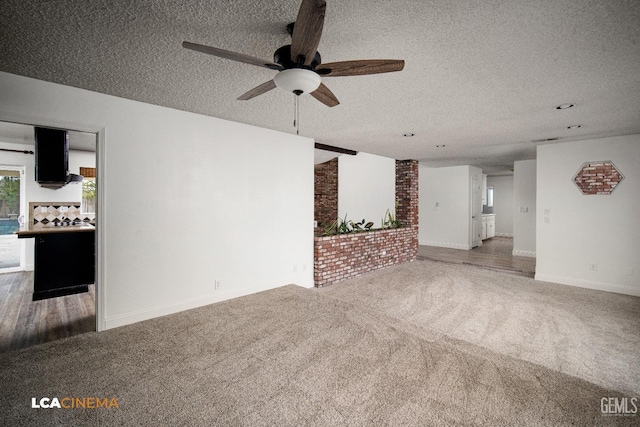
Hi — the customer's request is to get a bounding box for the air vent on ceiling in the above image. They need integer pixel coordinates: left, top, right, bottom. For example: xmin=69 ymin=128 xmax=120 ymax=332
xmin=531 ymin=137 xmax=560 ymax=143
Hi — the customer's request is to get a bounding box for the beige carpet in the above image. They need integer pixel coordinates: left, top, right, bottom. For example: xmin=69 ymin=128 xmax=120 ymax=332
xmin=319 ymin=259 xmax=640 ymax=397
xmin=0 ymin=261 xmax=638 ymax=425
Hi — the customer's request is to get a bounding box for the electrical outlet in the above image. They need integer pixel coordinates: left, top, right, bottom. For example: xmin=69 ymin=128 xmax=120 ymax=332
xmin=520 ymin=207 xmax=528 ymax=213
xmin=293 ymin=265 xmax=298 ymax=273
xmin=214 ymin=280 xmax=221 ymax=290
xmin=589 ymin=263 xmax=597 ymax=272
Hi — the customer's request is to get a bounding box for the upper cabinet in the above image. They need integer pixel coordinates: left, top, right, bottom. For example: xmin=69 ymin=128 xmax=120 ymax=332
xmin=34 ymin=127 xmax=83 ymax=189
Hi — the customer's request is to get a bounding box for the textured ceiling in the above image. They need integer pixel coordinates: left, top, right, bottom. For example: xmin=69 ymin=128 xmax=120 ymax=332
xmin=1 ymin=0 xmax=639 ymax=173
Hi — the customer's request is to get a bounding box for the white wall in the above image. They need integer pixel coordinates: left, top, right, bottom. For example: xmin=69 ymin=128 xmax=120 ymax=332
xmin=0 ymin=71 xmax=315 ymax=329
xmin=0 ymin=141 xmax=96 ymax=269
xmin=419 ymin=164 xmax=473 ymax=249
xmin=338 ymin=152 xmax=395 ymax=227
xmin=487 ymin=175 xmax=514 ymax=237
xmin=513 ymin=160 xmax=536 ymax=256
xmin=536 ymin=135 xmax=639 ymax=296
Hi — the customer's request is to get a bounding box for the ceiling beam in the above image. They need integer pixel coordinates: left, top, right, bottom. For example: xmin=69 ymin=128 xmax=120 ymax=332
xmin=314 ymin=142 xmax=357 ymax=156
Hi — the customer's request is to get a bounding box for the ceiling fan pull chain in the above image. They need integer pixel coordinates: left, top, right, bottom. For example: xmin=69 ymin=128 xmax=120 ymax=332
xmin=293 ymin=95 xmax=300 ymax=135
xmin=297 ymin=95 xmax=300 ymax=135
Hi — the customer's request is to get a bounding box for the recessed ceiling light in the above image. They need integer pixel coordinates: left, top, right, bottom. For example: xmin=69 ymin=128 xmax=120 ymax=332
xmin=567 ymin=124 xmax=582 ymax=129
xmin=403 ymin=133 xmax=415 ymax=137
xmin=555 ymin=103 xmax=575 ymax=110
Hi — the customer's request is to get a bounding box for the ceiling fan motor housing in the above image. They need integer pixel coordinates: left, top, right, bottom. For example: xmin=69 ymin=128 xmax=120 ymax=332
xmin=274 ymin=45 xmax=321 ymax=70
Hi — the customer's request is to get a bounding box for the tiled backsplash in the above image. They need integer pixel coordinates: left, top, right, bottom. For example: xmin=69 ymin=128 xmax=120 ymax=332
xmin=30 ymin=202 xmax=96 ymax=224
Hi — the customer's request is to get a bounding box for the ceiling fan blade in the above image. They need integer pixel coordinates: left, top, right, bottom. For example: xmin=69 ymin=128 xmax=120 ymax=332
xmin=290 ymin=0 xmax=326 ymax=66
xmin=316 ymin=59 xmax=405 ymax=77
xmin=311 ymin=83 xmax=339 ymax=107
xmin=237 ymin=80 xmax=277 ymax=101
xmin=182 ymin=41 xmax=282 ymax=71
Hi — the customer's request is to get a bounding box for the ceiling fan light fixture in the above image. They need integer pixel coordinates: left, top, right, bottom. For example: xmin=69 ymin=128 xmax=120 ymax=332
xmin=273 ymin=68 xmax=321 ymax=95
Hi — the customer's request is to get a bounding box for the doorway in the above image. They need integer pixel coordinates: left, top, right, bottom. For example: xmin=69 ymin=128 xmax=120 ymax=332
xmin=0 ymin=166 xmax=25 ymax=272
xmin=0 ymin=121 xmax=99 ymax=352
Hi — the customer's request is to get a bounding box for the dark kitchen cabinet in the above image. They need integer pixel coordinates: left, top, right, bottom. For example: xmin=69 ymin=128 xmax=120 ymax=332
xmin=33 ymin=231 xmax=95 ymax=301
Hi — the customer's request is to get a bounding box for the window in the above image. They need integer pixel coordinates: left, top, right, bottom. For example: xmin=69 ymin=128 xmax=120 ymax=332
xmin=80 ymin=167 xmax=96 ymax=214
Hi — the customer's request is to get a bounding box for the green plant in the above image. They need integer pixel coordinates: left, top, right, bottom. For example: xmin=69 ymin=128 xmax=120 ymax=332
xmin=322 ymin=211 xmax=396 ymax=236
xmin=350 ymin=218 xmax=365 ymax=231
xmin=323 ymin=215 xmax=375 ymax=236
xmin=382 ymin=208 xmax=402 ymax=229
xmin=323 ymin=214 xmax=349 ymax=235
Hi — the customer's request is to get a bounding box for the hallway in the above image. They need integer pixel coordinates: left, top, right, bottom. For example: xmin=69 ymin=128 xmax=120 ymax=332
xmin=418 ymin=237 xmax=536 ymax=277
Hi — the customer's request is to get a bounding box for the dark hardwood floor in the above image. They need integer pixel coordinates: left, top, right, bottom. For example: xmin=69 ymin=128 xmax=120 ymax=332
xmin=418 ymin=236 xmax=536 ymax=277
xmin=0 ymin=271 xmax=95 ymax=353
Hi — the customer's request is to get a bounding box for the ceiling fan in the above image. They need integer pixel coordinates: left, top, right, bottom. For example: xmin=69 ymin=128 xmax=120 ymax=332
xmin=182 ymin=0 xmax=404 ymax=107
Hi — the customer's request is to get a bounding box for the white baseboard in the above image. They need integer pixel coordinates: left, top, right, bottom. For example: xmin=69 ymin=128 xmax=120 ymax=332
xmin=512 ymin=249 xmax=536 ymax=258
xmin=496 ymin=233 xmax=513 ymax=238
xmin=535 ymin=273 xmax=640 ymax=297
xmin=420 ymin=241 xmax=472 ymax=250
xmin=104 ymin=281 xmax=294 ymax=329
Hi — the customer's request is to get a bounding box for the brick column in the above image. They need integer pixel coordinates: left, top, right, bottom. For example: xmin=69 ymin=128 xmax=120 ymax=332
xmin=314 ymin=158 xmax=338 ymax=234
xmin=395 ymin=160 xmax=419 ymax=260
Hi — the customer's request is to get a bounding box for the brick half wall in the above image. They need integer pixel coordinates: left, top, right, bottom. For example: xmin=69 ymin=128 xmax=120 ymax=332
xmin=314 ymin=228 xmax=417 ymax=287
xmin=313 ymin=159 xmax=419 ymax=286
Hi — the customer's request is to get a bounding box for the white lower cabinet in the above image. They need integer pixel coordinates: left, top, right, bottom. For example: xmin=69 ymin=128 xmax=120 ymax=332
xmin=481 ymin=214 xmax=495 ymax=240
xmin=481 ymin=217 xmax=487 ymax=240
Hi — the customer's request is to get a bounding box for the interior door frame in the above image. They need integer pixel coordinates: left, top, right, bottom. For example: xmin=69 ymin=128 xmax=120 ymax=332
xmin=0 ymin=111 xmax=106 ymax=332
xmin=471 ymin=173 xmax=481 ymax=248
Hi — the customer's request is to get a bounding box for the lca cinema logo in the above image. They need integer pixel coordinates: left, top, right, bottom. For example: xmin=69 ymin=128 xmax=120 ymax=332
xmin=601 ymin=397 xmax=638 ymax=417
xmin=31 ymin=397 xmax=119 ymax=409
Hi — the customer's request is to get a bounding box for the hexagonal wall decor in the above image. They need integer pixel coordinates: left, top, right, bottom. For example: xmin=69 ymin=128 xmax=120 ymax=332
xmin=573 ymin=161 xmax=624 ymax=195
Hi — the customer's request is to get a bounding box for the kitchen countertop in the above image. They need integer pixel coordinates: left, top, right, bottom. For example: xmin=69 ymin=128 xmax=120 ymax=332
xmin=15 ymin=222 xmax=95 ymax=238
